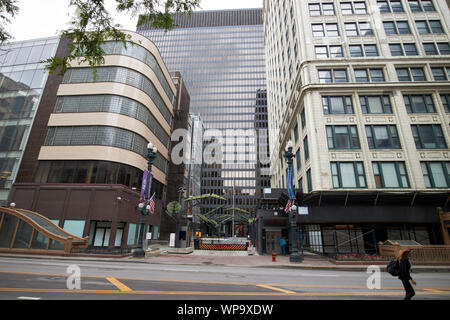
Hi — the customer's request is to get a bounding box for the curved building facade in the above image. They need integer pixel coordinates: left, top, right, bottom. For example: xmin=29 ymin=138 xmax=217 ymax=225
xmin=35 ymin=31 xmax=175 ymax=192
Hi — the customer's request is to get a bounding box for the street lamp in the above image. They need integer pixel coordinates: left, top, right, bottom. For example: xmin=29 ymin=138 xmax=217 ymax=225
xmin=133 ymin=142 xmax=157 ymax=258
xmin=283 ymin=140 xmax=303 ymax=263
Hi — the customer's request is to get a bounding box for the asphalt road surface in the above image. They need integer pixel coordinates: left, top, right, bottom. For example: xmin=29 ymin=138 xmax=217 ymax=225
xmin=0 ymin=256 xmax=449 ymax=301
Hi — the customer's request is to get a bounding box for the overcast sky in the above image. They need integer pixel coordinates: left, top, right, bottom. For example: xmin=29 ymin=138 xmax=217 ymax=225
xmin=8 ymin=0 xmax=263 ymax=42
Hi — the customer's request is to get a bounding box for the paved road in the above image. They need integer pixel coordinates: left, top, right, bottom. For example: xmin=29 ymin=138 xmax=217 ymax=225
xmin=0 ymin=256 xmax=449 ymax=301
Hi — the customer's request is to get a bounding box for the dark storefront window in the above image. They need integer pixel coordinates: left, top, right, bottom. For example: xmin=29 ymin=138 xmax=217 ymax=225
xmin=35 ymin=160 xmax=143 ymax=190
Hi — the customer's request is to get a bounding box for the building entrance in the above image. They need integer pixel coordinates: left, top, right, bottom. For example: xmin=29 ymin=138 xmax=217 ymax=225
xmin=265 ymin=229 xmax=281 ymax=254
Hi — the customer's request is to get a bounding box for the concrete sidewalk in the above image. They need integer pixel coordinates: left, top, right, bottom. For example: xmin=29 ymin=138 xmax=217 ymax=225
xmin=142 ymin=249 xmax=450 ymax=272
xmin=1 ymin=250 xmax=450 ymax=272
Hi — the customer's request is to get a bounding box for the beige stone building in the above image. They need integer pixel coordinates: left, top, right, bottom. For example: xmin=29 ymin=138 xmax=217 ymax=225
xmin=262 ymin=0 xmax=450 ymax=251
xmin=265 ymin=0 xmax=450 ymax=193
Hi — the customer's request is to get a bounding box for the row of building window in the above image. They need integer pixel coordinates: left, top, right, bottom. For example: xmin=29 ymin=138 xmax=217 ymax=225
xmin=326 ymin=124 xmax=447 ymax=150
xmin=101 ymin=41 xmax=175 ymax=103
xmin=62 ymin=67 xmax=173 ymax=127
xmin=43 ymin=126 xmax=169 ymax=174
xmin=310 ymin=19 xmax=444 ymax=38
xmin=329 ymin=160 xmax=449 ymax=189
xmin=315 ymin=42 xmax=450 ymax=58
xmin=33 ymin=160 xmax=166 ymax=200
xmin=54 ymin=95 xmax=170 ymax=148
xmin=309 ymin=1 xmax=436 ymax=17
xmin=322 ymin=94 xmax=450 ymax=115
xmin=317 ymin=66 xmax=450 ymax=83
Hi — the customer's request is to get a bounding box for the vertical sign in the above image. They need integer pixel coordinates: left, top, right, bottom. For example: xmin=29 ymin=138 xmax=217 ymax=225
xmin=140 ymin=170 xmax=148 ymax=202
xmin=169 ymin=233 xmax=176 ymax=247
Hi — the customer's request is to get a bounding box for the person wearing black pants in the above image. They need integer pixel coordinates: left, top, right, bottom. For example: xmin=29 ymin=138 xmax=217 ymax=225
xmin=397 ymin=248 xmax=416 ymax=300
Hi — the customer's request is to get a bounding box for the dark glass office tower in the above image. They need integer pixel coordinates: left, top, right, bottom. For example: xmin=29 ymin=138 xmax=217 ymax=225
xmin=138 ymin=9 xmax=269 ymax=236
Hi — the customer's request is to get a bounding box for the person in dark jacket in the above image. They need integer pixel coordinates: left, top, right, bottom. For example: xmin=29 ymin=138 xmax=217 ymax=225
xmin=397 ymin=248 xmax=417 ymax=300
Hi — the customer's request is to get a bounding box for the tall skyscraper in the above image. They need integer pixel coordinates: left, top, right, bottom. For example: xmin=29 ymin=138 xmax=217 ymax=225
xmin=138 ymin=9 xmax=270 ymax=235
xmin=263 ymin=0 xmax=450 ymax=251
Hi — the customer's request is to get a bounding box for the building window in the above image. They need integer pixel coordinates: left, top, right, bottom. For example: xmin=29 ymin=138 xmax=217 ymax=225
xmin=326 ymin=125 xmax=360 ymax=149
xmin=389 ymin=43 xmax=418 ymax=56
xmin=296 ymin=148 xmax=301 ymax=170
xmin=403 ymin=95 xmax=436 ymax=113
xmin=365 ymin=125 xmax=401 ymax=149
xmin=301 ymin=109 xmax=306 ymax=128
xmin=373 ymin=162 xmax=410 ymax=188
xmin=312 ymin=23 xmax=340 ymax=37
xmin=345 ymin=22 xmax=373 ymax=36
xmin=437 ymin=43 xmax=450 ymax=55
xmin=396 ymin=67 xmax=426 ymax=81
xmin=440 ymin=94 xmax=450 ymax=113
xmin=422 ymin=42 xmax=450 ymax=56
xmin=383 ymin=21 xmax=411 ymax=35
xmin=354 ymin=68 xmax=385 ymax=82
xmin=421 ymin=162 xmax=450 ymax=188
xmin=315 ymin=45 xmax=343 ymax=58
xmin=318 ymin=69 xmax=348 ymax=83
xmin=431 ymin=67 xmax=450 ymax=81
xmin=360 ymin=95 xmax=393 ymax=114
xmin=378 ymin=0 xmax=404 ymax=13
xmin=306 ymin=169 xmax=312 ymax=192
xmin=304 ymin=136 xmax=309 ymax=161
xmin=331 ymin=162 xmax=367 ymax=188
xmin=349 ymin=44 xmax=379 ymax=57
xmin=409 ymin=1 xmax=436 ymax=12
xmin=340 ymin=1 xmax=368 ymax=15
xmin=416 ymin=20 xmax=444 ymax=34
xmin=309 ymin=3 xmax=335 ymax=16
xmin=411 ymin=124 xmax=447 ymax=149
xmin=423 ymin=43 xmax=438 ymax=55
xmin=322 ymin=96 xmax=354 ymax=114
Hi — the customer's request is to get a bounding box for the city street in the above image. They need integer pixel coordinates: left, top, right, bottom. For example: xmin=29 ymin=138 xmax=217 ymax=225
xmin=0 ymin=256 xmax=449 ymax=300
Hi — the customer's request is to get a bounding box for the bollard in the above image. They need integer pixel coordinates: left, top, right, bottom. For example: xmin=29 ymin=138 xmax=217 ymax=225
xmin=272 ymin=252 xmax=277 ymax=262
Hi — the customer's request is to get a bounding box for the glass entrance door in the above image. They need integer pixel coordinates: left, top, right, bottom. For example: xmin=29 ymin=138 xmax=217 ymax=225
xmin=266 ymin=229 xmax=281 ymax=254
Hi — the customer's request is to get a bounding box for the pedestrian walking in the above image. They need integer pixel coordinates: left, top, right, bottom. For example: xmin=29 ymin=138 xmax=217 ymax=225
xmin=279 ymin=237 xmax=286 ymax=255
xmin=397 ymin=248 xmax=416 ymax=300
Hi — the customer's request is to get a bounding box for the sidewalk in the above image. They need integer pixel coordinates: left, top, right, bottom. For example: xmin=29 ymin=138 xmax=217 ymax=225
xmin=142 ymin=249 xmax=450 ymax=272
xmin=1 ymin=250 xmax=450 ymax=272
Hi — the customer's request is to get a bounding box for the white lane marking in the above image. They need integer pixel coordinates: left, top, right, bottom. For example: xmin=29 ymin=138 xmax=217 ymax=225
xmin=17 ymin=296 xmax=41 ymax=300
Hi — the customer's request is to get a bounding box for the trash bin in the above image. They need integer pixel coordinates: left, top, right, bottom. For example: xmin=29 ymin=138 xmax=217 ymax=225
xmin=272 ymin=252 xmax=277 ymax=262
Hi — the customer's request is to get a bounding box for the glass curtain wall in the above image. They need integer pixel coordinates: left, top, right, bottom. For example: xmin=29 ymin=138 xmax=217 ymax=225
xmin=138 ymin=9 xmax=268 ymax=229
xmin=0 ymin=37 xmax=59 ymax=206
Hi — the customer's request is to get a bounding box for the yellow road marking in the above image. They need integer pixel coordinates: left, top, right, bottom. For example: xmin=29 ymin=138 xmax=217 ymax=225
xmin=0 ymin=287 xmax=448 ymax=297
xmin=106 ymin=277 xmax=132 ymax=292
xmin=1 ymin=270 xmax=449 ymax=296
xmin=423 ymin=288 xmax=447 ymax=293
xmin=256 ymin=284 xmax=296 ymax=294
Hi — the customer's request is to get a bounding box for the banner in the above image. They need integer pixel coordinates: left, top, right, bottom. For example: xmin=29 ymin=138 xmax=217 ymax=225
xmin=140 ymin=170 xmax=148 ymax=201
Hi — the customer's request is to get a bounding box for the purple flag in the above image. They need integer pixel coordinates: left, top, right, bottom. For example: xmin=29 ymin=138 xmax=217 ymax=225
xmin=140 ymin=170 xmax=148 ymax=202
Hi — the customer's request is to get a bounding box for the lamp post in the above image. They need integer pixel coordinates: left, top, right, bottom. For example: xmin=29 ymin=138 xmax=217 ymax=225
xmin=283 ymin=140 xmax=303 ymax=263
xmin=133 ymin=142 xmax=157 ymax=258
